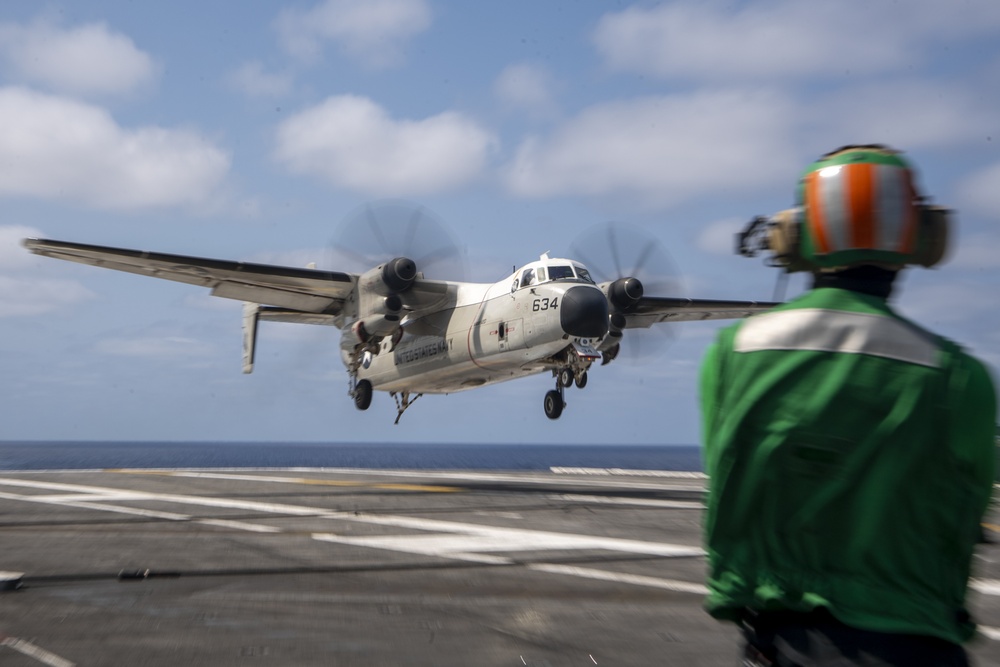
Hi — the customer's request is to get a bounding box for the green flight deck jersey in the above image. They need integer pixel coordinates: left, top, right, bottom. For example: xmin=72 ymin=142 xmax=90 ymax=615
xmin=700 ymin=287 xmax=997 ymax=644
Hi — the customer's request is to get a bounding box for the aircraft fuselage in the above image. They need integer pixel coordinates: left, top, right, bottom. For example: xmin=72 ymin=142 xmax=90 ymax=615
xmin=349 ymin=272 xmax=607 ymax=395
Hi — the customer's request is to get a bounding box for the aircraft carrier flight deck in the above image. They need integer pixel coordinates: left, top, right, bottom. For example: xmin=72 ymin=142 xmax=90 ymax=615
xmin=2 ymin=468 xmax=999 ymax=666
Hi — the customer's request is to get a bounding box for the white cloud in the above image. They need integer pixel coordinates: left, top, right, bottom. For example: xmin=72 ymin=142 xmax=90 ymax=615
xmin=0 ymin=224 xmax=95 ymax=317
xmin=275 ymin=95 xmax=498 ymax=196
xmin=493 ymin=63 xmax=558 ymax=118
xmin=593 ymin=2 xmax=899 ymax=81
xmin=503 ymin=90 xmax=798 ymax=206
xmin=0 ymin=18 xmax=155 ymax=95
xmin=806 ymin=81 xmax=996 ymax=150
xmin=0 ymin=87 xmax=230 ymax=210
xmin=229 ymin=61 xmax=293 ymax=97
xmin=593 ymin=0 xmax=1000 ymax=82
xmin=276 ymin=0 xmax=431 ymax=68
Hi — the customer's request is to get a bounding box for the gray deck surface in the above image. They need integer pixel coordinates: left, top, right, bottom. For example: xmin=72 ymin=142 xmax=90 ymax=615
xmin=1 ymin=468 xmax=998 ymax=666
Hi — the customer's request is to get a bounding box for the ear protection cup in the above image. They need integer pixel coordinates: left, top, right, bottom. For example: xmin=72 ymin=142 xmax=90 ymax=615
xmin=913 ymin=206 xmax=951 ymax=268
xmin=767 ymin=208 xmax=815 ymax=273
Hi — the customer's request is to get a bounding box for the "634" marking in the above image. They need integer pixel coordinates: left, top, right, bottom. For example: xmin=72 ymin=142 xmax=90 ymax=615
xmin=532 ymin=297 xmax=559 ymax=312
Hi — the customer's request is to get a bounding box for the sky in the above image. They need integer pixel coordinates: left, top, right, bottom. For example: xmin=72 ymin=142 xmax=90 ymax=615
xmin=1 ymin=0 xmax=999 ymax=445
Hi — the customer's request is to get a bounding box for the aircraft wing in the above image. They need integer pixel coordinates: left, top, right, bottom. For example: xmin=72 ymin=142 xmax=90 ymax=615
xmin=22 ymin=238 xmax=355 ymax=315
xmin=622 ymin=297 xmax=778 ymax=328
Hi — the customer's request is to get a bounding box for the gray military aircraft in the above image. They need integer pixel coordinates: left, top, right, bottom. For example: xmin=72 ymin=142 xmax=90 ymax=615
xmin=23 ymin=220 xmax=775 ymax=423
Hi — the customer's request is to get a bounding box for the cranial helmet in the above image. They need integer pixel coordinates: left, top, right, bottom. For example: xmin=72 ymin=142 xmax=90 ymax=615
xmin=767 ymin=145 xmax=950 ymax=273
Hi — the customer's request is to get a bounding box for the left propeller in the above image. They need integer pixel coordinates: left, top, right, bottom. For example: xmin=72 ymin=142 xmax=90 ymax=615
xmin=330 ymin=200 xmax=466 ymax=281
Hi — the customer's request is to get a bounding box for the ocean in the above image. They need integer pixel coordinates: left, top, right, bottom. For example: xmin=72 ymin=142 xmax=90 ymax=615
xmin=0 ymin=441 xmax=702 ymax=472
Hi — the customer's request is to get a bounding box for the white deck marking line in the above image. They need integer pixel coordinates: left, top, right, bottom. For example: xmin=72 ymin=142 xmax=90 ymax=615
xmin=8 ymin=474 xmax=1000 ymax=644
xmin=29 ymin=493 xmax=156 ymax=503
xmin=549 ymin=494 xmax=703 ymax=509
xmin=0 ymin=477 xmax=341 ymax=517
xmin=530 ymin=564 xmax=710 ymax=595
xmin=196 ymin=519 xmax=282 ymax=533
xmin=0 ymin=474 xmax=702 ymax=553
xmin=0 ymin=477 xmax=700 ymax=556
xmin=1 ymin=637 xmax=76 ymax=667
xmin=3 ymin=488 xmax=283 ymax=533
xmin=0 ymin=491 xmax=191 ymax=521
xmin=971 ymin=579 xmax=1000 ymax=595
xmin=312 ymin=530 xmax=701 ymax=558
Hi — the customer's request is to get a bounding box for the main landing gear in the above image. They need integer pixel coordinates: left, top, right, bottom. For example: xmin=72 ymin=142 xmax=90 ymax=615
xmin=351 ymin=378 xmax=422 ymax=425
xmin=352 ymin=379 xmax=373 ymax=411
xmin=544 ymin=368 xmax=589 ymax=420
xmin=544 ymin=389 xmax=563 ymax=420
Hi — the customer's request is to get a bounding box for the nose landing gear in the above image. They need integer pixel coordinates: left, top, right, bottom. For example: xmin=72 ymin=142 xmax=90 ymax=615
xmin=542 ymin=341 xmax=600 ymax=419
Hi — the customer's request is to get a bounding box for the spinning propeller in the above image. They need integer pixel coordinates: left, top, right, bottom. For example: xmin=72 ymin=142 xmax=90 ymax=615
xmin=568 ymin=222 xmax=683 ymax=363
xmin=330 ymin=200 xmax=466 ymax=281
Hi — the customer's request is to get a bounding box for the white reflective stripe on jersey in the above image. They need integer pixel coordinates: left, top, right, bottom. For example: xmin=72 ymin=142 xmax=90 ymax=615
xmin=734 ymin=308 xmax=941 ymax=367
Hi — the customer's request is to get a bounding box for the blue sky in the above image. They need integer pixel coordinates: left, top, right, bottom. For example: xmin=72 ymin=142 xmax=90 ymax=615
xmin=2 ymin=0 xmax=999 ymax=444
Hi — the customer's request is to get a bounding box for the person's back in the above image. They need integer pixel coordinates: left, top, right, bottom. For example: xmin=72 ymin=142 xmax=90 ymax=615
xmin=702 ymin=145 xmax=997 ymax=665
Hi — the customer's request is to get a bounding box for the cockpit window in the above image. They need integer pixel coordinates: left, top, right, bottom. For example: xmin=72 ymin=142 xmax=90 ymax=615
xmin=548 ymin=265 xmax=575 ymax=281
xmin=521 ymin=263 xmax=594 ymax=286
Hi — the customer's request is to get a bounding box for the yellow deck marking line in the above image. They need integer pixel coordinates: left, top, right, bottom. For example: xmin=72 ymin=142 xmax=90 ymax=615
xmin=107 ymin=469 xmax=461 ymax=494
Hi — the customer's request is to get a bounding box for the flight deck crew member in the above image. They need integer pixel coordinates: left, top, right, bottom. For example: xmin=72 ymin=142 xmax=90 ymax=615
xmin=700 ymin=145 xmax=997 ymax=666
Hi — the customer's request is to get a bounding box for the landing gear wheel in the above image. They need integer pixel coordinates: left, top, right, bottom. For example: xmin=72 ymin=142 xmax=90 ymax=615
xmin=574 ymin=371 xmax=588 ymax=389
xmin=558 ymin=368 xmax=574 ymax=388
xmin=353 ymin=379 xmax=373 ymax=411
xmin=544 ymin=390 xmax=564 ymax=420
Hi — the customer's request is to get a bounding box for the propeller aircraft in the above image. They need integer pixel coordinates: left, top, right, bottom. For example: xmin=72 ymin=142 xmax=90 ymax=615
xmin=23 ymin=209 xmax=776 ymax=423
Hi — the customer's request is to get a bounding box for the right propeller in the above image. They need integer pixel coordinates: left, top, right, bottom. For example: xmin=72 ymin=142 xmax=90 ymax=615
xmin=568 ymin=222 xmax=683 ymax=364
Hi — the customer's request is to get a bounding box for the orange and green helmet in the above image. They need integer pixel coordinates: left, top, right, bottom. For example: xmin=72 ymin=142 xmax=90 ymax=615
xmin=796 ymin=145 xmax=921 ymax=270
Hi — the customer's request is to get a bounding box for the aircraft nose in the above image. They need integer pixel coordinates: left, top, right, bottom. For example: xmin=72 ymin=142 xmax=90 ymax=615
xmin=560 ymin=286 xmax=609 ymax=338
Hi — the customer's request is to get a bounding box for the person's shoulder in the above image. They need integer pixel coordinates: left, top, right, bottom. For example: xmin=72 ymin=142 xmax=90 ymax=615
xmin=941 ymin=339 xmax=995 ymax=387
xmin=886 ymin=306 xmax=994 ymax=382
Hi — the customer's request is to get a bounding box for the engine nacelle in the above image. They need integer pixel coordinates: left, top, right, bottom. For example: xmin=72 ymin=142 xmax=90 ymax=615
xmin=606 ymin=277 xmax=643 ymax=312
xmin=358 ymin=257 xmax=417 ymax=296
xmin=346 ymin=295 xmax=403 ymax=345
